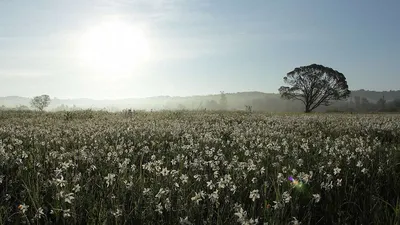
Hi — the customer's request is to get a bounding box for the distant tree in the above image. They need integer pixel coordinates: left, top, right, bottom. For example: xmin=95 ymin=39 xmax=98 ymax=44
xmin=196 ymin=102 xmax=204 ymax=111
xmin=219 ymin=91 xmax=228 ymax=110
xmin=122 ymin=108 xmax=133 ymax=118
xmin=31 ymin=95 xmax=51 ymax=111
xmin=54 ymin=104 xmax=69 ymax=111
xmin=388 ymin=99 xmax=400 ymax=111
xmin=16 ymin=105 xmax=30 ymax=111
xmin=360 ymin=97 xmax=372 ymax=112
xmin=177 ymin=104 xmax=186 ymax=110
xmin=205 ymin=100 xmax=219 ymax=110
xmin=377 ymin=95 xmax=386 ymax=111
xmin=279 ymin=64 xmax=351 ymax=113
xmin=354 ymin=96 xmax=361 ymax=110
xmin=393 ymin=99 xmax=400 ymax=107
xmin=245 ymin=105 xmax=252 ymax=113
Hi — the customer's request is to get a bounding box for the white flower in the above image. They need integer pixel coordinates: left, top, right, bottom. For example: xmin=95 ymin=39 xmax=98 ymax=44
xmin=18 ymin=204 xmax=29 ymax=214
xmin=112 ymin=208 xmax=122 ymax=218
xmin=179 ymin=216 xmax=192 ymax=225
xmin=336 ymin=179 xmax=342 ymax=187
xmin=171 ymin=159 xmax=177 ymax=165
xmin=249 ymin=190 xmax=260 ymax=202
xmin=63 ymin=209 xmax=71 ymax=218
xmin=297 ymin=158 xmax=304 ymax=167
xmin=104 ymin=173 xmax=116 ymax=187
xmin=191 ymin=191 xmax=205 ymax=205
xmin=291 ymin=217 xmax=301 ymax=225
xmin=213 ymin=170 xmax=219 ymax=178
xmin=230 ymin=184 xmax=237 ymax=194
xmin=155 ymin=203 xmax=163 ymax=214
xmin=143 ymin=188 xmax=151 ymax=195
xmin=155 ymin=188 xmax=167 ymax=199
xmin=73 ymin=184 xmax=81 ymax=193
xmin=206 ymin=180 xmax=214 ymax=190
xmin=248 ymin=218 xmax=259 ymax=225
xmin=193 ymin=174 xmax=201 ymax=181
xmin=161 ymin=167 xmax=170 ymax=176
xmin=64 ymin=192 xmax=75 ymax=204
xmin=34 ymin=207 xmax=44 ymax=219
xmin=277 ymin=173 xmax=284 ymax=183
xmin=55 ymin=175 xmax=66 ymax=187
xmin=282 ymin=191 xmax=291 ymax=203
xmin=260 ymin=167 xmax=265 ymax=174
xmin=356 ymin=161 xmax=363 ymax=168
xmin=5 ymin=194 xmax=11 ymax=201
xmin=209 ymin=190 xmax=219 ymax=203
xmin=90 ymin=165 xmax=97 ymax=171
xmin=333 ymin=167 xmax=341 ymax=175
xmin=234 ymin=206 xmax=247 ymax=221
xmin=124 ymin=180 xmax=133 ymax=189
xmin=180 ymin=174 xmax=189 ymax=184
xmin=361 ymin=168 xmax=368 ymax=174
xmin=321 ymin=181 xmax=334 ymax=190
xmin=313 ymin=194 xmax=321 ymax=203
xmin=164 ymin=198 xmax=171 ymax=211
xmin=272 ymin=201 xmax=282 ymax=210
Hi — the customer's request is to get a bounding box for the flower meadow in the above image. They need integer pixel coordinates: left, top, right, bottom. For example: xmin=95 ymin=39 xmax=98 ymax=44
xmin=1 ymin=110 xmax=400 ymax=225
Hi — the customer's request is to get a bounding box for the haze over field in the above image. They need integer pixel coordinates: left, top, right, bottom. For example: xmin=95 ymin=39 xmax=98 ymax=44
xmin=1 ymin=0 xmax=399 ymax=100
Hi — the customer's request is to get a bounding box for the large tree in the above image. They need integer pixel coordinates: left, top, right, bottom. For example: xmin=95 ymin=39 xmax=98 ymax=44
xmin=31 ymin=94 xmax=51 ymax=111
xmin=279 ymin=64 xmax=350 ymax=113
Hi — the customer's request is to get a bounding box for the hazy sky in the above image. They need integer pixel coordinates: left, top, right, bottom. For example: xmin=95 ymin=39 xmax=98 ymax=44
xmin=1 ymin=0 xmax=399 ymax=99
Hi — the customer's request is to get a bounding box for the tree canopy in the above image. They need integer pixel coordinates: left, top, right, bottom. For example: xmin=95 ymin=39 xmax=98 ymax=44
xmin=279 ymin=64 xmax=351 ymax=112
xmin=31 ymin=95 xmax=51 ymax=111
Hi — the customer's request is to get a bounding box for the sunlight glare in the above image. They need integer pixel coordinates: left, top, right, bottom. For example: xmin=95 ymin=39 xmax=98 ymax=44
xmin=78 ymin=20 xmax=150 ymax=75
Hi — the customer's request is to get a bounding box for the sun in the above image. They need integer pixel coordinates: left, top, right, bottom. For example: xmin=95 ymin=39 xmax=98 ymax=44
xmin=78 ymin=20 xmax=150 ymax=75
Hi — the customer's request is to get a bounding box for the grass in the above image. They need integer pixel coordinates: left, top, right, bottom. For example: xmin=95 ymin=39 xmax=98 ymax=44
xmin=0 ymin=110 xmax=399 ymax=224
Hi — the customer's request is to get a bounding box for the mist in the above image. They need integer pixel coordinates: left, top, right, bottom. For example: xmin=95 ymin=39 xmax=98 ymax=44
xmin=1 ymin=90 xmax=400 ymax=113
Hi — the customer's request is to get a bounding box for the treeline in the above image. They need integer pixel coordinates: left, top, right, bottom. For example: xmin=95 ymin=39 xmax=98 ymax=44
xmin=1 ymin=90 xmax=400 ymax=113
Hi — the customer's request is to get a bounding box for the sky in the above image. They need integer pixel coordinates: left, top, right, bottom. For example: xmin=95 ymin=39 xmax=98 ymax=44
xmin=0 ymin=0 xmax=399 ymax=99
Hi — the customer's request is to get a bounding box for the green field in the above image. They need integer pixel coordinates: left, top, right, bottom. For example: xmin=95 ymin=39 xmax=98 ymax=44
xmin=1 ymin=110 xmax=399 ymax=224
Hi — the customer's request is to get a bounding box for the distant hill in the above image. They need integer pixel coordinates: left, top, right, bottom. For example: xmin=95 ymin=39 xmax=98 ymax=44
xmin=349 ymin=90 xmax=400 ymax=102
xmin=1 ymin=90 xmax=399 ymax=112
